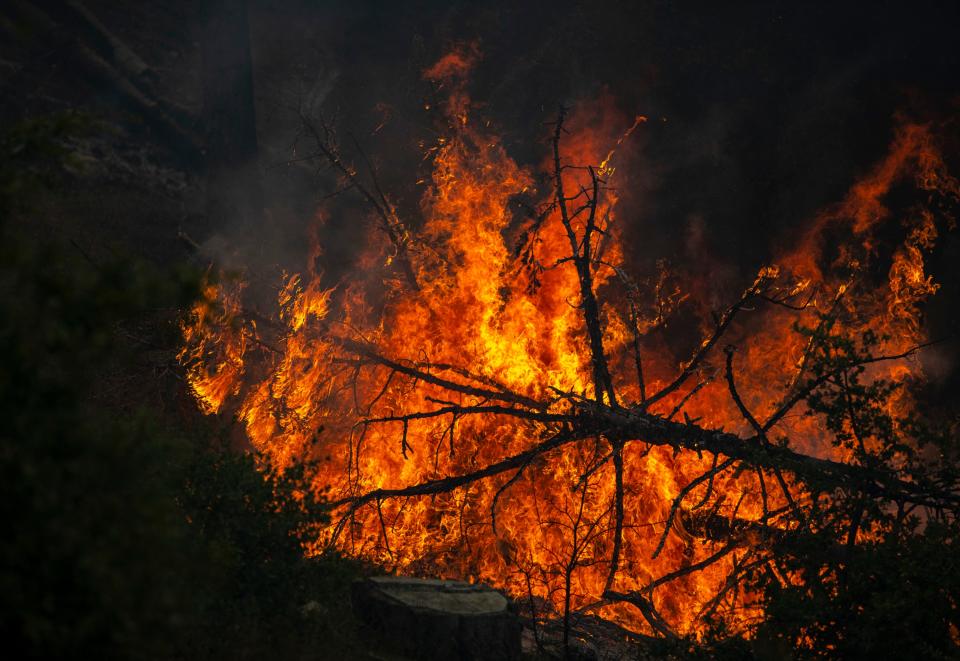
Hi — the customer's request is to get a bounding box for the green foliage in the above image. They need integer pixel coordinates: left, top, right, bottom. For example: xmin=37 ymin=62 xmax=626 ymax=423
xmin=0 ymin=118 xmax=363 ymax=659
xmin=715 ymin=313 xmax=960 ymax=659
xmin=177 ymin=437 xmax=364 ymax=659
xmin=754 ymin=522 xmax=960 ymax=659
xmin=1 ymin=237 xmax=186 ymax=657
xmin=0 ymin=112 xmax=93 ymax=215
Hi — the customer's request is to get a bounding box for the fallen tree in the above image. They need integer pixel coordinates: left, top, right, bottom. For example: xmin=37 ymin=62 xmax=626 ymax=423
xmin=182 ymin=93 xmax=960 ymax=656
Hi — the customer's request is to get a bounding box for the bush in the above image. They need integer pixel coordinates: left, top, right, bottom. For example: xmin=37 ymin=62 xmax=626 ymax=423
xmin=0 ymin=116 xmax=362 ymax=660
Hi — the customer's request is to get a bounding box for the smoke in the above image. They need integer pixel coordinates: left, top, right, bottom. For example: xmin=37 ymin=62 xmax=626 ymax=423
xmin=195 ymin=0 xmax=960 ymax=395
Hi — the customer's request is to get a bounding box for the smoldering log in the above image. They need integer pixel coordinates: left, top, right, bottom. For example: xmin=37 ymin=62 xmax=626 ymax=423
xmin=351 ymin=577 xmax=522 ymax=661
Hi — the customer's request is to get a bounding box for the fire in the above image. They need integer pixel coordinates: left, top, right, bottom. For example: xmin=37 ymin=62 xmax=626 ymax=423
xmin=178 ymin=280 xmax=248 ymax=415
xmin=179 ymin=52 xmax=958 ymax=637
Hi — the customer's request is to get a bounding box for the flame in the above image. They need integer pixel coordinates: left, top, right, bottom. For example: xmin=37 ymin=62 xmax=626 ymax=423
xmin=178 ymin=280 xmax=247 ymax=414
xmin=179 ymin=57 xmax=959 ymax=637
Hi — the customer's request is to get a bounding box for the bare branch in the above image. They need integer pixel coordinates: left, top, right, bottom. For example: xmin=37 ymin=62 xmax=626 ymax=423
xmin=299 ymin=113 xmax=421 ymax=291
xmin=645 ymin=270 xmax=775 ymax=411
xmin=364 ymin=404 xmax=568 ymax=426
xmin=492 ymin=465 xmax=530 ymax=536
xmin=341 ymin=338 xmax=548 ymax=410
xmin=636 ymin=542 xmax=736 ymax=595
xmin=602 ymin=590 xmax=678 ymax=639
xmin=603 ymin=443 xmax=625 ymax=592
xmin=552 ymin=108 xmax=617 ymax=407
xmin=652 ymin=457 xmax=737 ymax=559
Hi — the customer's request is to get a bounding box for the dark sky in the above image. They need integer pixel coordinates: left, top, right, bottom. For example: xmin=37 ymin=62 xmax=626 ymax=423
xmin=312 ymin=0 xmax=958 ymax=257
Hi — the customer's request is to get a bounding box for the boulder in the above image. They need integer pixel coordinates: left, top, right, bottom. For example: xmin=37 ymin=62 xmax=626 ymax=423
xmin=351 ymin=576 xmax=522 ymax=660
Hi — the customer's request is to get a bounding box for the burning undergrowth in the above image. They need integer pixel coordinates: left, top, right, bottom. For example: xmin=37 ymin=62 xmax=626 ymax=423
xmin=179 ymin=49 xmax=960 ymax=644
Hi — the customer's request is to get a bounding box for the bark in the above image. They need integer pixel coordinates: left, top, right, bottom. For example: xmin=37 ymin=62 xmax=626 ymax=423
xmin=330 ymin=347 xmax=960 ymax=519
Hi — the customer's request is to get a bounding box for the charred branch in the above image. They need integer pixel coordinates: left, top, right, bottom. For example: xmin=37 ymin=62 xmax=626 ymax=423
xmin=552 ymin=107 xmax=617 ymax=407
xmin=602 ymin=589 xmax=678 ymax=639
xmin=603 ymin=443 xmax=625 ymax=593
xmin=299 ymin=114 xmax=421 ymax=292
xmin=340 ymin=338 xmax=547 ymax=411
xmin=643 ymin=270 xmax=776 ymax=412
xmin=331 ymin=350 xmax=960 ymax=530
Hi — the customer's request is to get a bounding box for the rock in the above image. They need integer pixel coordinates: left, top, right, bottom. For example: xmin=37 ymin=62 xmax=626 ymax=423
xmin=351 ymin=576 xmax=522 ymax=660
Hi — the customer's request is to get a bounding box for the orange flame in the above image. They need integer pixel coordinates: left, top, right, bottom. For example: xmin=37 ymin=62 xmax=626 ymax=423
xmin=179 ymin=58 xmax=958 ymax=636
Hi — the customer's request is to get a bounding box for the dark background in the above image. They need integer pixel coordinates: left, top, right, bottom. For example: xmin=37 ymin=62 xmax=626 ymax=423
xmin=2 ymin=0 xmax=958 ymax=393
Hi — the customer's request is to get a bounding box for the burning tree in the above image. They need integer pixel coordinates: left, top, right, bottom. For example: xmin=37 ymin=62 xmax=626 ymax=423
xmin=180 ymin=50 xmax=960 ymax=656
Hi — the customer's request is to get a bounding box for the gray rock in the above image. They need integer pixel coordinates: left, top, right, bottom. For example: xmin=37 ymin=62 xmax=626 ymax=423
xmin=351 ymin=577 xmax=522 ymax=660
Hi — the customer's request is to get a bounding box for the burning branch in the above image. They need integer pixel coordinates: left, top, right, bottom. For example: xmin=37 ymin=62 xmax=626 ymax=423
xmin=181 ymin=89 xmax=960 ymax=643
xmin=297 ymin=112 xmax=421 ymax=292
xmin=552 ymin=107 xmax=617 ymax=408
xmin=334 ymin=374 xmax=960 ymax=511
xmin=643 ymin=268 xmax=777 ymax=412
